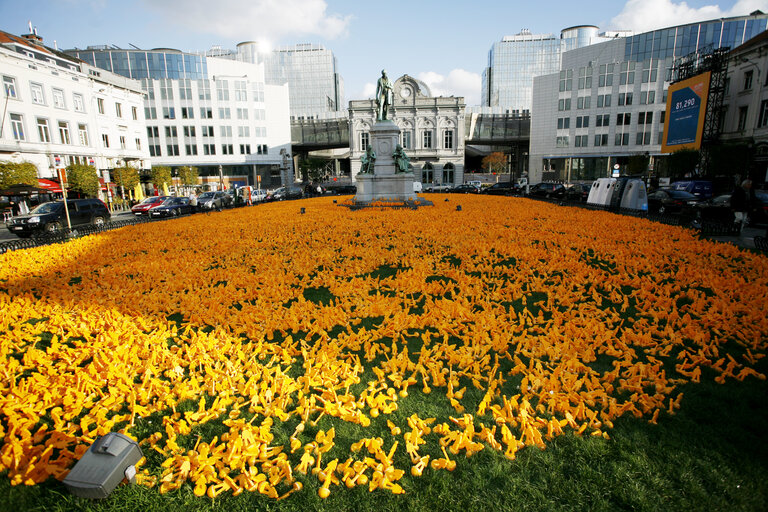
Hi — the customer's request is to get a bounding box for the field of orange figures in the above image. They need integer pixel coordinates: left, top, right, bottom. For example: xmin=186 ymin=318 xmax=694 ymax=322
xmin=0 ymin=195 xmax=766 ymax=499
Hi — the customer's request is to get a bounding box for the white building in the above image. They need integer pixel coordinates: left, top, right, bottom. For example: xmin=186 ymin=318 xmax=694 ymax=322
xmin=0 ymin=29 xmax=149 ymax=182
xmin=65 ymin=44 xmax=292 ymax=188
xmin=349 ymin=75 xmax=465 ymax=187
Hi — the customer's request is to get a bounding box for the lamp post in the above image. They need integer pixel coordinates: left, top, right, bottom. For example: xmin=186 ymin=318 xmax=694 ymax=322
xmin=218 ymin=164 xmax=224 ymax=191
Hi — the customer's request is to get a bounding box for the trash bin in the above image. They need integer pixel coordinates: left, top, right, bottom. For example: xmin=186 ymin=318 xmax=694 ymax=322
xmin=62 ymin=432 xmax=143 ymax=499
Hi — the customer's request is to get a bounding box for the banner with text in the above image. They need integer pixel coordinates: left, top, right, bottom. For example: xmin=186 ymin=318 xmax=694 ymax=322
xmin=661 ymin=71 xmax=711 ymax=153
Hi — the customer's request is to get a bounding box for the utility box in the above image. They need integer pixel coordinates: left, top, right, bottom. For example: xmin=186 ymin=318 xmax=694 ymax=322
xmin=62 ymin=432 xmax=143 ymax=499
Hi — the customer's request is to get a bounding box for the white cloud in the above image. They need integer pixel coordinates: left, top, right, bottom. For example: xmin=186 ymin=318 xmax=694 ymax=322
xmin=416 ymin=69 xmax=482 ymax=106
xmin=610 ymin=0 xmax=768 ymax=33
xmin=361 ymin=82 xmax=376 ymax=99
xmin=142 ymin=0 xmax=352 ymax=42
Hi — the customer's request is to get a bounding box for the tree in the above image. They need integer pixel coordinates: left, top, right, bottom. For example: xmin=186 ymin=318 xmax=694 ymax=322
xmin=298 ymin=157 xmax=329 ymax=183
xmin=0 ymin=161 xmax=38 ymax=188
xmin=112 ymin=166 xmax=140 ymax=196
xmin=177 ymin=166 xmax=199 ymax=188
xmin=482 ymin=152 xmax=507 ymax=174
xmin=627 ymin=154 xmax=650 ymax=176
xmin=668 ymin=149 xmax=699 ymax=180
xmin=151 ymin=166 xmax=173 ymax=191
xmin=66 ymin=163 xmax=100 ymax=197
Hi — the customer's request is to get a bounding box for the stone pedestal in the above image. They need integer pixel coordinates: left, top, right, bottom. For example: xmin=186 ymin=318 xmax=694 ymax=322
xmin=354 ymin=120 xmax=418 ymax=203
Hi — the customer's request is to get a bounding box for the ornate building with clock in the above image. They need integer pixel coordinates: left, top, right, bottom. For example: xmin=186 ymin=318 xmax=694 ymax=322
xmin=349 ymin=74 xmax=465 ymax=187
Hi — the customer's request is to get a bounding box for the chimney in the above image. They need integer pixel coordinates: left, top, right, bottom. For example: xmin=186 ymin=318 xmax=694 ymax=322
xmin=21 ymin=22 xmax=44 ymax=45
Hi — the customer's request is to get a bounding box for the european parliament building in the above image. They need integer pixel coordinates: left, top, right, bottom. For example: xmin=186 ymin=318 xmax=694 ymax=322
xmin=529 ymin=12 xmax=768 ymax=185
xmin=65 ymin=44 xmax=292 ymax=188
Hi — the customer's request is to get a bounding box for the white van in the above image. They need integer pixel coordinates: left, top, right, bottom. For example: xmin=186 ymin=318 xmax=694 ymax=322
xmin=413 ymin=181 xmax=423 ymax=193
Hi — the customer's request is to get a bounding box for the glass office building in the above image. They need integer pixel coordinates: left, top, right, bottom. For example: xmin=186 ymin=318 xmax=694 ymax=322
xmin=529 ymin=13 xmax=768 ymax=184
xmin=482 ymin=26 xmax=613 ymax=114
xmin=260 ymin=43 xmax=345 ymax=119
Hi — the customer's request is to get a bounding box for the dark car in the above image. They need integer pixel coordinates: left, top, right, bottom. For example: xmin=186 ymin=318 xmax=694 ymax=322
xmin=327 ymin=185 xmax=357 ymax=195
xmin=693 ymin=194 xmax=733 ymax=223
xmin=265 ymin=186 xmax=303 ymax=201
xmin=451 ymin=184 xmax=480 ymax=194
xmin=198 ymin=191 xmax=230 ymax=210
xmin=6 ymin=198 xmax=111 ymax=238
xmin=132 ymin=196 xmax=171 ymax=215
xmin=647 ymin=189 xmax=701 ymax=215
xmin=481 ymin=181 xmax=517 ymax=196
xmin=528 ymin=182 xmax=566 ymax=199
xmin=671 ymin=180 xmax=714 ymax=199
xmin=149 ymin=197 xmax=193 ymax=218
xmin=564 ymin=183 xmax=590 ymax=202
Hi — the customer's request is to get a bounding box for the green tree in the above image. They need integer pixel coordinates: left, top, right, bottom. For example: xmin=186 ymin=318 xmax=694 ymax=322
xmin=0 ymin=161 xmax=38 ymax=188
xmin=627 ymin=154 xmax=650 ymax=176
xmin=482 ymin=152 xmax=507 ymax=174
xmin=66 ymin=163 xmax=100 ymax=197
xmin=112 ymin=166 xmax=140 ymax=196
xmin=151 ymin=166 xmax=173 ymax=191
xmin=177 ymin=166 xmax=199 ymax=188
xmin=298 ymin=157 xmax=328 ymax=183
xmin=668 ymin=149 xmax=699 ymax=180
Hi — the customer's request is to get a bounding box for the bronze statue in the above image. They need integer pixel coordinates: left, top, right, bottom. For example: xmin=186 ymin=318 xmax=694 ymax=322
xmin=375 ymin=69 xmax=393 ymax=121
xmin=360 ymin=144 xmax=376 ymax=174
xmin=393 ymin=144 xmax=410 ymax=173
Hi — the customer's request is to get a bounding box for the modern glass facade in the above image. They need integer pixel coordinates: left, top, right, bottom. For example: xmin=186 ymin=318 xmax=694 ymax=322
xmin=482 ymin=27 xmax=611 ymax=113
xmin=261 ymin=43 xmax=344 ymax=119
xmin=67 ymin=48 xmax=209 ymax=80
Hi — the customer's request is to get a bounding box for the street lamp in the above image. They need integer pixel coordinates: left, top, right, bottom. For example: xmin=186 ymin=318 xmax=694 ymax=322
xmin=218 ymin=164 xmax=224 ymax=191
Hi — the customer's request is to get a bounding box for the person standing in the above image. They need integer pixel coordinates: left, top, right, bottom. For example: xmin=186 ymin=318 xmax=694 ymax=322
xmin=375 ymin=70 xmax=393 ymax=121
xmin=731 ymin=179 xmax=753 ymax=232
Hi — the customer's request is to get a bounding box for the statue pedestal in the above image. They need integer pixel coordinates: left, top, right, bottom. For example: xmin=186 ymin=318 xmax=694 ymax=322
xmin=354 ymin=120 xmax=418 ymax=203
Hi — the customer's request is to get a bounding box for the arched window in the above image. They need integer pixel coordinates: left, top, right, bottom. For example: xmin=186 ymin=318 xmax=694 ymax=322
xmin=421 ymin=162 xmax=434 ymax=184
xmin=442 ymin=163 xmax=455 ymax=185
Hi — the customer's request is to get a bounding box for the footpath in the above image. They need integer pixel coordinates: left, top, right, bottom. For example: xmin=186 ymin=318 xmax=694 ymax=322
xmin=703 ymin=225 xmax=766 ymax=251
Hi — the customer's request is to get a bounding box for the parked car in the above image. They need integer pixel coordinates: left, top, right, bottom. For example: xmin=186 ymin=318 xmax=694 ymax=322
xmin=265 ymin=186 xmax=303 ymax=201
xmin=198 ymin=191 xmax=231 ymax=210
xmin=423 ymin=184 xmax=452 ymax=192
xmin=250 ymin=189 xmax=268 ymax=203
xmin=327 ymin=185 xmax=357 ymax=195
xmin=671 ymin=180 xmax=714 ymax=199
xmin=693 ymin=194 xmax=733 ymax=223
xmin=564 ymin=183 xmax=590 ymax=202
xmin=647 ymin=189 xmax=701 ymax=215
xmin=6 ymin=198 xmax=111 ymax=238
xmin=132 ymin=195 xmax=171 ymax=215
xmin=528 ymin=182 xmax=566 ymax=199
xmin=149 ymin=197 xmax=193 ymax=218
xmin=451 ymin=184 xmax=480 ymax=194
xmin=481 ymin=181 xmax=517 ymax=196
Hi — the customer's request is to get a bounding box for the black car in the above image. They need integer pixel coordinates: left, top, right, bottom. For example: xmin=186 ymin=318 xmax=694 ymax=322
xmin=693 ymin=194 xmax=732 ymax=223
xmin=5 ymin=198 xmax=111 ymax=238
xmin=528 ymin=182 xmax=566 ymax=199
xmin=481 ymin=181 xmax=517 ymax=196
xmin=265 ymin=186 xmax=304 ymax=201
xmin=327 ymin=185 xmax=357 ymax=195
xmin=451 ymin=184 xmax=480 ymax=194
xmin=149 ymin=197 xmax=193 ymax=218
xmin=647 ymin=189 xmax=701 ymax=215
xmin=564 ymin=183 xmax=590 ymax=202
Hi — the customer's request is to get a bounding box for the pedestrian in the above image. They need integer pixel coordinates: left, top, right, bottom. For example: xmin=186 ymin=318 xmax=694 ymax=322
xmin=189 ymin=190 xmax=198 ymax=211
xmin=731 ymin=179 xmax=753 ymax=232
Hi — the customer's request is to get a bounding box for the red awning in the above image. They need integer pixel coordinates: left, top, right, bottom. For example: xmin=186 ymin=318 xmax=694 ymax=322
xmin=38 ymin=179 xmax=62 ymax=193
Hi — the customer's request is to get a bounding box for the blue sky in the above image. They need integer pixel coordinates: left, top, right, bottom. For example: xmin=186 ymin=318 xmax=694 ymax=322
xmin=1 ymin=0 xmax=766 ymax=105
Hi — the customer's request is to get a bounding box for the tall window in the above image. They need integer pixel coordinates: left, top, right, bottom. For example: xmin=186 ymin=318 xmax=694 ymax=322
xmin=115 ymin=103 xmax=122 ymax=118
xmin=30 ymin=83 xmax=45 ymax=105
xmin=574 ymin=135 xmax=588 ymax=147
xmin=183 ymin=126 xmax=196 ymax=138
xmin=423 ymin=130 xmax=433 ymax=149
xmin=360 ymin=132 xmax=369 ymax=150
xmin=178 ymin=79 xmax=192 ymax=100
xmin=145 ymin=107 xmax=157 ymax=119
xmin=216 ymin=80 xmax=230 ymax=101
xmin=598 ymin=64 xmax=614 ymax=87
xmin=220 ymin=126 xmax=232 ymax=138
xmin=163 ymin=107 xmax=175 ymax=119
xmin=102 ymin=133 xmax=110 ymax=148
xmin=234 ymin=81 xmax=247 ymax=101
xmin=442 ymin=163 xmax=455 ymax=184
xmin=557 ymin=118 xmax=570 ymax=129
xmin=616 ymin=113 xmax=631 ymax=126
xmin=758 ymin=100 xmax=768 ymax=128
xmin=558 ymin=98 xmax=571 ymax=111
xmin=200 ymin=107 xmax=213 ymax=119
xmin=165 ymin=126 xmax=178 ymax=138
xmin=422 ymin=163 xmax=434 ymax=184
xmin=578 ymin=66 xmax=592 ymax=89
xmin=401 ymin=130 xmax=412 ymax=149
xmin=738 ymin=106 xmax=749 ymax=130
xmin=3 ymin=76 xmax=17 ymax=98
xmin=120 ymin=135 xmax=126 ymax=149
xmin=58 ymin=122 xmax=71 ymax=144
xmin=577 ymin=96 xmax=591 ymax=109
xmin=594 ymin=134 xmax=608 ymax=146
xmin=73 ymin=93 xmax=85 ymax=112
xmin=78 ymin=124 xmax=89 ymax=145
xmin=97 ymin=98 xmax=105 ymax=114
xmin=52 ymin=88 xmax=65 ymax=109
xmin=443 ymin=130 xmax=454 ymax=149
xmin=132 ymin=106 xmax=138 ymax=120
xmin=614 ymin=133 xmax=630 ymax=146
xmin=559 ymin=70 xmax=573 ymax=92
xmin=618 ymin=92 xmax=633 ymax=106
xmin=37 ymin=118 xmax=51 ymax=142
xmin=198 ymin=80 xmax=211 ymax=100
xmin=160 ymin=79 xmax=174 ymax=100
xmin=556 ymin=136 xmax=569 ymax=147
xmin=744 ymin=70 xmax=754 ymax=90
xmin=597 ymin=94 xmax=611 ymax=108
xmin=10 ymin=113 xmax=24 ymax=140
xmin=218 ymin=108 xmax=231 ymax=119
xmin=596 ymin=114 xmax=609 ymax=127
xmin=641 ymin=60 xmax=658 ymax=83
xmin=575 ymin=116 xmax=589 ymax=128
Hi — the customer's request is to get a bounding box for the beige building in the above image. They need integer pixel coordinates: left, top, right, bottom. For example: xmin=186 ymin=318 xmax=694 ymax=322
xmin=349 ymin=75 xmax=465 ymax=187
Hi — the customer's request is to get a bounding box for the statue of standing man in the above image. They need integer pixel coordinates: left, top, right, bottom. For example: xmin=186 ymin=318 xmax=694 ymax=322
xmin=375 ymin=69 xmax=393 ymax=121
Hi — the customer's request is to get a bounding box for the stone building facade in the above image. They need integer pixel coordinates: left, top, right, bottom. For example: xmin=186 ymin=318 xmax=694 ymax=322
xmin=349 ymin=75 xmax=465 ymax=187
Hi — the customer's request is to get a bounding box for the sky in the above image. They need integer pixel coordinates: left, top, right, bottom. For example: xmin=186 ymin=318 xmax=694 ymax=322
xmin=1 ymin=0 xmax=767 ymax=106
